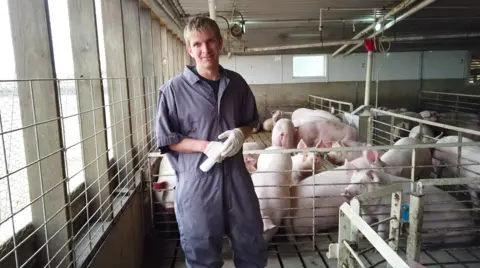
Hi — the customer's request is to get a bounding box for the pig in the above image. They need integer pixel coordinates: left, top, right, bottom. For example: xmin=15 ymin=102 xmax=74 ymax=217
xmin=263 ymin=118 xmax=274 ymax=132
xmin=271 ymin=109 xmax=293 ymax=123
xmin=295 ymin=119 xmax=358 ymax=148
xmin=369 ymin=137 xmax=433 ymax=179
xmin=408 ymin=125 xmax=443 ymax=143
xmin=392 ymin=112 xmax=423 ymax=139
xmin=291 ymin=108 xmax=340 ymax=127
xmin=419 ymin=110 xmax=439 ymax=122
xmin=432 ymin=135 xmax=480 ymax=207
xmin=242 ymin=142 xmax=266 ymax=173
xmin=251 ymin=145 xmax=295 ymax=242
xmin=290 ymin=152 xmax=386 ymax=235
xmin=341 ymin=169 xmax=476 ymax=244
xmin=153 ymin=156 xmax=177 ymax=212
xmin=326 ymin=140 xmax=370 ymax=165
xmin=291 ymin=139 xmax=325 ymax=184
xmin=271 ymin=118 xmax=297 ymax=149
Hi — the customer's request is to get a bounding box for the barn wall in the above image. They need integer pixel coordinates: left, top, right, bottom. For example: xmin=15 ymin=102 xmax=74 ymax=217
xmin=221 ymin=50 xmax=473 ymax=120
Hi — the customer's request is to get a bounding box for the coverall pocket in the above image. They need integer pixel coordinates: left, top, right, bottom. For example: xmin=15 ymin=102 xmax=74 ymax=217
xmin=179 ymin=120 xmax=200 ymax=139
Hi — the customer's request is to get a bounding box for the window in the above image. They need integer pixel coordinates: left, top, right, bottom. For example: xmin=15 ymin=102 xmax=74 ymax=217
xmin=469 ymin=53 xmax=479 ymax=85
xmin=293 ymin=55 xmax=326 ymax=77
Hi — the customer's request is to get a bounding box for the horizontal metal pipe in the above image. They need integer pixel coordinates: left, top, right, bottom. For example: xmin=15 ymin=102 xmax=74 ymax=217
xmin=372 ymin=108 xmax=480 ymax=136
xmin=343 ymin=0 xmax=439 ymax=56
xmin=244 ymin=32 xmax=480 ymax=52
xmin=421 ymin=90 xmax=480 ymax=99
xmin=332 ymin=0 xmax=418 ymax=57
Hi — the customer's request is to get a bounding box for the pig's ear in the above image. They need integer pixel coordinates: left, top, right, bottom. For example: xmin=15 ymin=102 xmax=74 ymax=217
xmin=363 ymin=150 xmax=379 ymax=164
xmin=344 ymin=159 xmax=356 ymax=176
xmin=297 ymin=139 xmax=307 ymax=149
xmin=153 ymin=181 xmax=167 ymax=190
xmin=322 ymin=141 xmax=334 ymax=148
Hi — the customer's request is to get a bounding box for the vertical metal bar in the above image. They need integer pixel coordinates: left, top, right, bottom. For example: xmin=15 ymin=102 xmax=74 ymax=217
xmin=367 ymin=112 xmax=373 ymax=145
xmin=311 ymin=149 xmax=316 ymax=251
xmin=406 ymin=192 xmax=424 ymax=263
xmin=320 ymin=99 xmax=323 ymax=111
xmin=389 ymin=116 xmax=395 ymax=144
xmin=410 ymin=149 xmax=417 ymax=192
xmin=0 ymin=107 xmax=20 ymax=268
xmin=388 ymin=190 xmax=402 ymax=268
xmin=349 ymin=198 xmax=360 ymax=251
xmin=457 ymin=132 xmax=463 ymax=178
xmin=30 ymin=80 xmax=52 ymax=266
xmin=338 ymin=209 xmax=351 ymax=268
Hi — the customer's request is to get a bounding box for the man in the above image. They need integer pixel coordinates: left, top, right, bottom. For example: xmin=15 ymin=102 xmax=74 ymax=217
xmin=155 ymin=17 xmax=267 ymax=268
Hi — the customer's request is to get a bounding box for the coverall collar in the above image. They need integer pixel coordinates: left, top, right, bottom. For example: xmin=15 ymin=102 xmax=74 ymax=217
xmin=183 ymin=65 xmax=229 ymax=87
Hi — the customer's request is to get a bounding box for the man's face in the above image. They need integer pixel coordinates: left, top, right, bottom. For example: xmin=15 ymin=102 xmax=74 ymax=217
xmin=186 ymin=28 xmax=223 ymax=70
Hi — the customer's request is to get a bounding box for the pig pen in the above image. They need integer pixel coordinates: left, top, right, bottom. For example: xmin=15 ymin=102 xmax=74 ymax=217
xmin=144 ymin=108 xmax=480 ymax=268
xmin=324 ymin=108 xmax=480 ymax=267
xmin=419 ymin=90 xmax=480 ymax=124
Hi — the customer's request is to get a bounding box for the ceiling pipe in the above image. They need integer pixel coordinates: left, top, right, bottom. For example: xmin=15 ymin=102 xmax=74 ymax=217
xmin=243 ymin=32 xmax=480 ymax=52
xmin=343 ymin=0 xmax=438 ymax=57
xmin=331 ymin=0 xmax=418 ymax=58
xmin=209 ymin=0 xmax=216 ymax=20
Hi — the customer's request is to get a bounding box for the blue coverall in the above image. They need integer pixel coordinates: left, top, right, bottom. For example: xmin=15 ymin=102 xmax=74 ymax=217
xmin=156 ymin=65 xmax=267 ymax=268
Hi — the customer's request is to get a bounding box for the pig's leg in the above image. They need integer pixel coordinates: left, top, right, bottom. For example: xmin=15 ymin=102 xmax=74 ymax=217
xmin=285 ymin=199 xmax=297 ymax=243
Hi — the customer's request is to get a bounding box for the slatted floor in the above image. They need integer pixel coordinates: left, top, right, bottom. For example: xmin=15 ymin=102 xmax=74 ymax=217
xmin=247 ymin=131 xmax=273 ymax=147
xmin=143 ymin=229 xmax=480 ymax=268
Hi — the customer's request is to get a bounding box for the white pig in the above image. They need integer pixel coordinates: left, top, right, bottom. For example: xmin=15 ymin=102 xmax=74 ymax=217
xmin=153 ymin=156 xmax=177 ymax=212
xmin=271 ymin=118 xmax=297 ymax=149
xmin=408 ymin=125 xmax=443 ymax=143
xmin=295 ymin=119 xmax=358 ymax=148
xmin=271 ymin=109 xmax=293 ymax=123
xmin=291 ymin=139 xmax=325 ymax=184
xmin=290 ymin=153 xmax=385 ymax=235
xmin=392 ymin=112 xmax=423 ymax=139
xmin=263 ymin=118 xmax=274 ymax=132
xmin=432 ymin=136 xmax=480 ymax=207
xmin=367 ymin=137 xmax=433 ymax=179
xmin=251 ymin=146 xmax=295 ymax=242
xmin=326 ymin=140 xmax=370 ymax=165
xmin=342 ymin=169 xmax=476 ymax=244
xmin=291 ymin=108 xmax=340 ymax=127
xmin=243 ymin=142 xmax=266 ymax=173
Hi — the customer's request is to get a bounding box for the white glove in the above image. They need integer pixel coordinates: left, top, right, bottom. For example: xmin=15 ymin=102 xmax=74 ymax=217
xmin=203 ymin=141 xmax=225 ymax=163
xmin=218 ymin=128 xmax=244 ymax=157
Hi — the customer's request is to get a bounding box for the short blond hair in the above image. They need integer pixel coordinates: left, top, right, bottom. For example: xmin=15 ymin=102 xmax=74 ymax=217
xmin=184 ymin=16 xmax=222 ymax=46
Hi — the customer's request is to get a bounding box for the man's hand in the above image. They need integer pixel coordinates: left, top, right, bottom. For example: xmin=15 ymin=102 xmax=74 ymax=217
xmin=203 ymin=141 xmax=225 ymax=163
xmin=218 ymin=128 xmax=245 ymax=157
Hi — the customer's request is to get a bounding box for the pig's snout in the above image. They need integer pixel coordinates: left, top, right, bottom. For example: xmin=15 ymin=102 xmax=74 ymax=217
xmin=341 ymin=189 xmax=354 ymax=200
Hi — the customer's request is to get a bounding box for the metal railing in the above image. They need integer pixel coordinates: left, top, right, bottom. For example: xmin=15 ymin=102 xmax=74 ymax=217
xmin=147 ymin=135 xmax=480 ymax=266
xmin=308 ymin=94 xmax=354 ymax=114
xmin=419 ymin=91 xmax=480 ymax=123
xmin=0 ymin=76 xmax=158 ymax=268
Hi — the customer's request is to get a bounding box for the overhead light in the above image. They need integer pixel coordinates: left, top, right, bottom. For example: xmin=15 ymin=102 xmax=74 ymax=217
xmin=375 ymin=23 xmax=382 ymax=32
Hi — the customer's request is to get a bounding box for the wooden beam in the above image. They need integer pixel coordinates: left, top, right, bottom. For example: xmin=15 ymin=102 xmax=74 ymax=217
xmin=8 ymin=0 xmax=73 ymax=266
xmin=67 ymin=0 xmax=112 ymax=226
xmin=121 ymin=0 xmax=148 ymax=167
